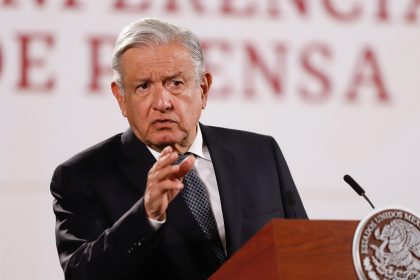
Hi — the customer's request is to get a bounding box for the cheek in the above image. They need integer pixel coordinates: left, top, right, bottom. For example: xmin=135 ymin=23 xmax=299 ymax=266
xmin=178 ymin=97 xmax=203 ymax=124
xmin=126 ymin=99 xmax=149 ymax=123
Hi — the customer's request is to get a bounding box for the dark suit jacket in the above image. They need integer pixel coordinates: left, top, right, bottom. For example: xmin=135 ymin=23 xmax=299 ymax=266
xmin=51 ymin=124 xmax=307 ymax=280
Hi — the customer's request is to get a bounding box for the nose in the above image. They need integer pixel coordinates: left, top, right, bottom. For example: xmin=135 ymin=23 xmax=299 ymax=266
xmin=152 ymin=84 xmax=172 ymax=112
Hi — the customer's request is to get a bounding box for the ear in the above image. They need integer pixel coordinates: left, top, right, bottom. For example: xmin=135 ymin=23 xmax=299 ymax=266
xmin=200 ymin=72 xmax=212 ymax=109
xmin=111 ymin=81 xmax=127 ymax=117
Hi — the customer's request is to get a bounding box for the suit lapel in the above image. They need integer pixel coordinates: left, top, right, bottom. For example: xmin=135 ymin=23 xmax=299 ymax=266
xmin=118 ymin=129 xmax=155 ymax=195
xmin=200 ymin=124 xmax=242 ymax=257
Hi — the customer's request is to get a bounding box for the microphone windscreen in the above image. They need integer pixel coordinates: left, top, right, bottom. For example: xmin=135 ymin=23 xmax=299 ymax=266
xmin=343 ymin=174 xmax=365 ymax=195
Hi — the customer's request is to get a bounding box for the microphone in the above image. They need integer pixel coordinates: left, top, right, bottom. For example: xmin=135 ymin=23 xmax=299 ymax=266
xmin=343 ymin=174 xmax=375 ymax=209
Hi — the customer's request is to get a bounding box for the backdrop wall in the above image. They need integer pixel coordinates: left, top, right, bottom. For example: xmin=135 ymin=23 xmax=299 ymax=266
xmin=1 ymin=1 xmax=419 ymax=279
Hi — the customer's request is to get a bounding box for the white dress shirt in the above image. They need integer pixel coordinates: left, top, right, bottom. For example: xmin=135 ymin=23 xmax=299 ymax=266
xmin=146 ymin=125 xmax=226 ymax=250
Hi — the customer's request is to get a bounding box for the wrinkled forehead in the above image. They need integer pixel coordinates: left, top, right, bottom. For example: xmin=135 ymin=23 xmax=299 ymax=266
xmin=120 ymin=43 xmax=196 ymax=80
xmin=123 ymin=41 xmax=191 ymax=62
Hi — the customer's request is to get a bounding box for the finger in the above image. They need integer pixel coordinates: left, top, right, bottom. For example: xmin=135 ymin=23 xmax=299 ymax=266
xmin=161 ymin=145 xmax=173 ymax=157
xmin=151 ymin=164 xmax=182 ymax=183
xmin=167 ymin=189 xmax=181 ymax=201
xmin=154 ymin=150 xmax=178 ymax=170
xmin=175 ymin=155 xmax=195 ymax=178
xmin=148 ymin=179 xmax=184 ymax=195
xmin=152 ymin=146 xmax=172 ymax=170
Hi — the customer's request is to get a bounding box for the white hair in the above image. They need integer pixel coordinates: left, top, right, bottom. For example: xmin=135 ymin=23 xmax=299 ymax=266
xmin=111 ymin=18 xmax=205 ymax=95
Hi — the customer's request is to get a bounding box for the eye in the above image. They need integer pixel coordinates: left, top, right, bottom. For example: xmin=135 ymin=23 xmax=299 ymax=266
xmin=137 ymin=82 xmax=148 ymax=90
xmin=166 ymin=80 xmax=184 ymax=90
xmin=167 ymin=80 xmax=183 ymax=88
xmin=134 ymin=82 xmax=151 ymax=95
xmin=172 ymin=80 xmax=183 ymax=87
xmin=165 ymin=79 xmax=184 ymax=94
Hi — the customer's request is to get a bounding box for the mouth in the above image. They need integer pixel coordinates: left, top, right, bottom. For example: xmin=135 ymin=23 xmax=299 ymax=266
xmin=151 ymin=119 xmax=177 ymax=129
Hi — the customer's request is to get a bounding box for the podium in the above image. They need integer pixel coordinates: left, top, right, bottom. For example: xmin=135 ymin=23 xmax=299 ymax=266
xmin=210 ymin=219 xmax=359 ymax=279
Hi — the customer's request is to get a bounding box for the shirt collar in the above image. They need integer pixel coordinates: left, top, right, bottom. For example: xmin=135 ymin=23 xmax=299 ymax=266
xmin=146 ymin=124 xmax=211 ymax=161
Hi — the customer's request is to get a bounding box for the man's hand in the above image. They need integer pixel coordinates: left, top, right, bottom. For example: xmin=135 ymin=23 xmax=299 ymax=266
xmin=144 ymin=146 xmax=195 ymax=221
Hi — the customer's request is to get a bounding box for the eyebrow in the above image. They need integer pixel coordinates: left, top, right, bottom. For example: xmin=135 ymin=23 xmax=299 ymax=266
xmin=134 ymin=71 xmax=185 ymax=82
xmin=164 ymin=71 xmax=184 ymax=80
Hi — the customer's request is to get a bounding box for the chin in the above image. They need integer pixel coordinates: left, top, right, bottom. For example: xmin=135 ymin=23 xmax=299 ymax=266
xmin=151 ymin=134 xmax=182 ymax=147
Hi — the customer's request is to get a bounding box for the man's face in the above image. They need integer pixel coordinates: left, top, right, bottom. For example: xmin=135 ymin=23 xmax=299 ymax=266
xmin=112 ymin=43 xmax=211 ymax=153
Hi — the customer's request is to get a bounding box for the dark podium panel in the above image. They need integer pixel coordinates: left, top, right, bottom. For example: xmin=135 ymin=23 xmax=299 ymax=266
xmin=210 ymin=219 xmax=359 ymax=279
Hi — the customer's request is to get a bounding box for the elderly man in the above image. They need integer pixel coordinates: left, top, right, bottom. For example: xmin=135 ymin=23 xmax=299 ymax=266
xmin=51 ymin=18 xmax=307 ymax=280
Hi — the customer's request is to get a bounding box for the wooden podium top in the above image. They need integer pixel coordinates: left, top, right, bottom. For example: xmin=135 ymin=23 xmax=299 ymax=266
xmin=210 ymin=219 xmax=359 ymax=280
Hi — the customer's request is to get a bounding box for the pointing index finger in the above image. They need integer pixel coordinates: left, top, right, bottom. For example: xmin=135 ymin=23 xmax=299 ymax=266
xmin=175 ymin=155 xmax=195 ymax=178
xmin=155 ymin=147 xmax=178 ymax=169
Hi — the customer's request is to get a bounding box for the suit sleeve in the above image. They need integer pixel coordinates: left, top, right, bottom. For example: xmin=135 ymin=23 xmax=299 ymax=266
xmin=51 ymin=162 xmax=158 ymax=280
xmin=270 ymin=137 xmax=308 ymax=219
